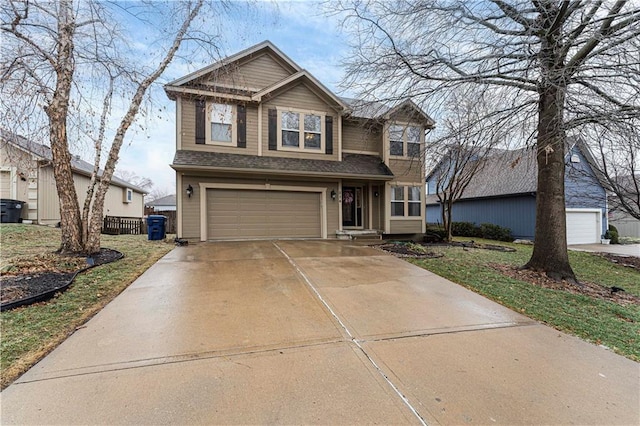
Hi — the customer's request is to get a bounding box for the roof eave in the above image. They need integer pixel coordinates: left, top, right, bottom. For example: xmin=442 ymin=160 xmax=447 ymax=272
xmin=170 ymin=164 xmax=394 ymax=181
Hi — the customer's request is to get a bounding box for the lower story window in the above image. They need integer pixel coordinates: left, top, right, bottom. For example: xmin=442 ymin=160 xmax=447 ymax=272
xmin=391 ymin=186 xmax=405 ymax=216
xmin=391 ymin=186 xmax=421 ymax=217
xmin=408 ymin=186 xmax=421 ymax=216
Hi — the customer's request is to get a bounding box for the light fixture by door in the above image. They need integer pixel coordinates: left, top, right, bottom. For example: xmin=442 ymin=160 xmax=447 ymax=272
xmin=186 ymin=184 xmax=193 ymax=198
xmin=330 ymin=189 xmax=337 ymax=200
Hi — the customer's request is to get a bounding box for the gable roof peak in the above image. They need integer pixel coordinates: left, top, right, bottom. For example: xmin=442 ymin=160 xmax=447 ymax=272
xmin=165 ymin=40 xmax=301 ymax=88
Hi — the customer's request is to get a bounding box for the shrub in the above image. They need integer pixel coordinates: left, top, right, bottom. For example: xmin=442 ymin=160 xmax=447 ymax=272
xmin=479 ymin=223 xmax=513 ymax=242
xmin=608 ymin=225 xmax=619 ymax=244
xmin=423 ymin=226 xmax=447 ymax=243
xmin=451 ymin=221 xmax=481 ymax=237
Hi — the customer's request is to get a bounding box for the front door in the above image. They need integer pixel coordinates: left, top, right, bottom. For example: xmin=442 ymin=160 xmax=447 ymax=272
xmin=342 ymin=186 xmax=363 ymax=227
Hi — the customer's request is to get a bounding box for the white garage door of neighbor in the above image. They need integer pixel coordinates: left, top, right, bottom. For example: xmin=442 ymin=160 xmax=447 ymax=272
xmin=207 ymin=189 xmax=321 ymax=239
xmin=566 ymin=210 xmax=599 ymax=245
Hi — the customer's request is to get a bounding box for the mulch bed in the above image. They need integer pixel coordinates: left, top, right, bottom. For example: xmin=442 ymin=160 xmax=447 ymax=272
xmin=378 ymin=243 xmax=444 ymax=258
xmin=490 ymin=263 xmax=640 ymax=306
xmin=598 ymin=253 xmax=640 ymax=271
xmin=379 ymin=240 xmax=515 ymax=257
xmin=0 ymin=248 xmax=123 ymax=309
xmin=379 ymin=241 xmax=639 ymax=306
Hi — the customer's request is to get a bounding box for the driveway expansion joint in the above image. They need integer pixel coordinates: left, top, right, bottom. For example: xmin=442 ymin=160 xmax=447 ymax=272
xmin=273 ymin=241 xmax=428 ymax=426
xmin=15 ymin=339 xmax=350 ymax=385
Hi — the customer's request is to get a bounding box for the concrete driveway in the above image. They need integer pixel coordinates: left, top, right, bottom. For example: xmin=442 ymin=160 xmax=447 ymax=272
xmin=569 ymin=243 xmax=640 ymax=257
xmin=2 ymin=241 xmax=638 ymax=425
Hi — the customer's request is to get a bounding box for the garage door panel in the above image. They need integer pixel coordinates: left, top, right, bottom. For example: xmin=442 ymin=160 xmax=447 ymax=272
xmin=207 ymin=189 xmax=321 ymax=239
xmin=566 ymin=211 xmax=599 ymax=245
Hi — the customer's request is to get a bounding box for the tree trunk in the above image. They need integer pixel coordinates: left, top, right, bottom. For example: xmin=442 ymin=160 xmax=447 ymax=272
xmin=444 ymin=198 xmax=453 ymax=242
xmin=47 ymin=0 xmax=84 ymax=254
xmin=524 ymin=84 xmax=577 ymax=282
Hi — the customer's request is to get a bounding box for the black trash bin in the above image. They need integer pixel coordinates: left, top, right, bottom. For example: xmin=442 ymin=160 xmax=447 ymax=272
xmin=147 ymin=215 xmax=167 ymax=240
xmin=0 ymin=199 xmax=25 ymax=223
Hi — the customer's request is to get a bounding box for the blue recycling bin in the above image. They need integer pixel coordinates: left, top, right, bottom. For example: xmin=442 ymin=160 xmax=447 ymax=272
xmin=147 ymin=215 xmax=166 ymax=240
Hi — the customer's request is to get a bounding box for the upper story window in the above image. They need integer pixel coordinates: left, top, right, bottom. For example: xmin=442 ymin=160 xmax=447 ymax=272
xmin=390 ymin=125 xmax=404 ymax=156
xmin=278 ymin=109 xmax=325 ymax=152
xmin=208 ymin=103 xmax=234 ymax=144
xmin=389 ymin=124 xmax=423 ymax=158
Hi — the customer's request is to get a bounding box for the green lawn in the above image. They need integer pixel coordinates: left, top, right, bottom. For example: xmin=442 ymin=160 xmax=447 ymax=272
xmin=1 ymin=224 xmax=175 ymax=389
xmin=408 ymin=239 xmax=640 ymax=361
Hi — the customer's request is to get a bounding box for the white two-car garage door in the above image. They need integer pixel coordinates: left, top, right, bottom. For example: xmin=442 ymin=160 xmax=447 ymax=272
xmin=207 ymin=189 xmax=321 ymax=240
xmin=566 ymin=210 xmax=600 ymax=245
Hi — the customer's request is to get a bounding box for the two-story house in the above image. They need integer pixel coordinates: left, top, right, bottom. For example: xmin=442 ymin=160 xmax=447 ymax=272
xmin=165 ymin=41 xmax=434 ymax=241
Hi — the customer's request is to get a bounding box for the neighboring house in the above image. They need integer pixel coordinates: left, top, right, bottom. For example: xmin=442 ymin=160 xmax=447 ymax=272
xmin=0 ymin=130 xmax=146 ymax=224
xmin=146 ymin=194 xmax=176 ymax=212
xmin=426 ymin=140 xmax=608 ymax=244
xmin=165 ymin=41 xmax=435 ymax=241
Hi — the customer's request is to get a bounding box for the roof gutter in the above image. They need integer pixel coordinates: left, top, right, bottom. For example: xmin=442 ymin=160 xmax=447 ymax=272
xmin=170 ymin=164 xmax=395 ymax=181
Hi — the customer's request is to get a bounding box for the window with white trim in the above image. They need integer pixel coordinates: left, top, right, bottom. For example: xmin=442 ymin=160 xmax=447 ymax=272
xmin=209 ymin=103 xmax=233 ymax=144
xmin=408 ymin=186 xmax=421 ymax=216
xmin=391 ymin=186 xmax=405 ymax=216
xmin=407 ymin=126 xmax=421 ymax=157
xmin=391 ymin=186 xmax=421 ymax=217
xmin=279 ymin=109 xmax=324 ymax=152
xmin=389 ymin=124 xmax=423 ymax=158
xmin=389 ymin=125 xmax=404 ymax=156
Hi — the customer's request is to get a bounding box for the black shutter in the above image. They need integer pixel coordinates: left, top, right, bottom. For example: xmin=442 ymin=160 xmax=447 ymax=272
xmin=237 ymin=104 xmax=246 ymax=148
xmin=325 ymin=115 xmax=333 ymax=155
xmin=195 ymin=100 xmax=206 ymax=145
xmin=268 ymin=109 xmax=277 ymax=151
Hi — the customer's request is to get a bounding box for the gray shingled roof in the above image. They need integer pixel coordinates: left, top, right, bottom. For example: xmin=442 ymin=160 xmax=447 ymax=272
xmin=340 ymin=97 xmax=391 ymax=120
xmin=172 ymin=150 xmax=394 ymax=179
xmin=1 ymin=129 xmax=147 ymax=193
xmin=461 ymin=147 xmax=538 ymax=199
xmin=427 ymin=147 xmax=538 ymax=203
xmin=147 ymin=194 xmax=176 ymax=207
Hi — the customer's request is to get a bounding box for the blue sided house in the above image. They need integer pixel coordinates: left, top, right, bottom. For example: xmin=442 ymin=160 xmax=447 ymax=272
xmin=426 ymin=139 xmax=608 ymax=244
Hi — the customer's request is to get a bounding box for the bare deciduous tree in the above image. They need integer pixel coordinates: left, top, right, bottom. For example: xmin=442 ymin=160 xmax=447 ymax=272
xmin=114 ymin=170 xmax=154 ymax=192
xmin=335 ymin=0 xmax=640 ymax=282
xmin=0 ymin=0 xmax=217 ymax=254
xmin=428 ymin=89 xmax=512 ymax=241
xmin=578 ymin=121 xmax=640 ymax=221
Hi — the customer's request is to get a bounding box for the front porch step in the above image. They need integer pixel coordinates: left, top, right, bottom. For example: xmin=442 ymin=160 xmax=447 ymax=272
xmin=336 ymin=229 xmax=382 ymax=240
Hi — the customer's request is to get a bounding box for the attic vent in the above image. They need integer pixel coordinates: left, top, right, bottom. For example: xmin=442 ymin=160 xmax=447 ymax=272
xmin=570 ymin=154 xmax=581 ymax=163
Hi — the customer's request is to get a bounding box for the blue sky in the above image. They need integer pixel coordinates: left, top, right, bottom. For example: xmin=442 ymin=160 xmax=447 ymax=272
xmin=115 ymin=1 xmax=352 ymax=196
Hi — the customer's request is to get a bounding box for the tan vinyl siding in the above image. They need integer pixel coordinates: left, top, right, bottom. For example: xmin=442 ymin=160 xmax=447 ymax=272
xmin=1 ymin=144 xmax=33 ymax=208
xmin=207 ymin=53 xmax=293 ymax=90
xmin=180 ymin=100 xmax=259 ymax=155
xmin=388 ymin=108 xmax=424 ymax=124
xmin=262 ymin=83 xmax=339 ymax=161
xmin=39 ymin=166 xmax=143 ymax=225
xmin=38 ymin=166 xmax=60 ymax=224
xmin=342 ymin=122 xmax=382 ymax=154
xmin=390 ymin=219 xmax=423 ymax=234
xmin=0 ymin=171 xmax=10 ymax=198
xmin=179 ymin=174 xmax=340 ymax=240
xmin=388 ymin=159 xmax=424 ymax=181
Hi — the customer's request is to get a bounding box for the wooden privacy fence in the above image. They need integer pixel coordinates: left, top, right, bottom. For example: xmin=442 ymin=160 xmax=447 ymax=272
xmin=102 ymin=216 xmax=144 ymax=235
xmin=102 ymin=212 xmax=176 ymax=236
